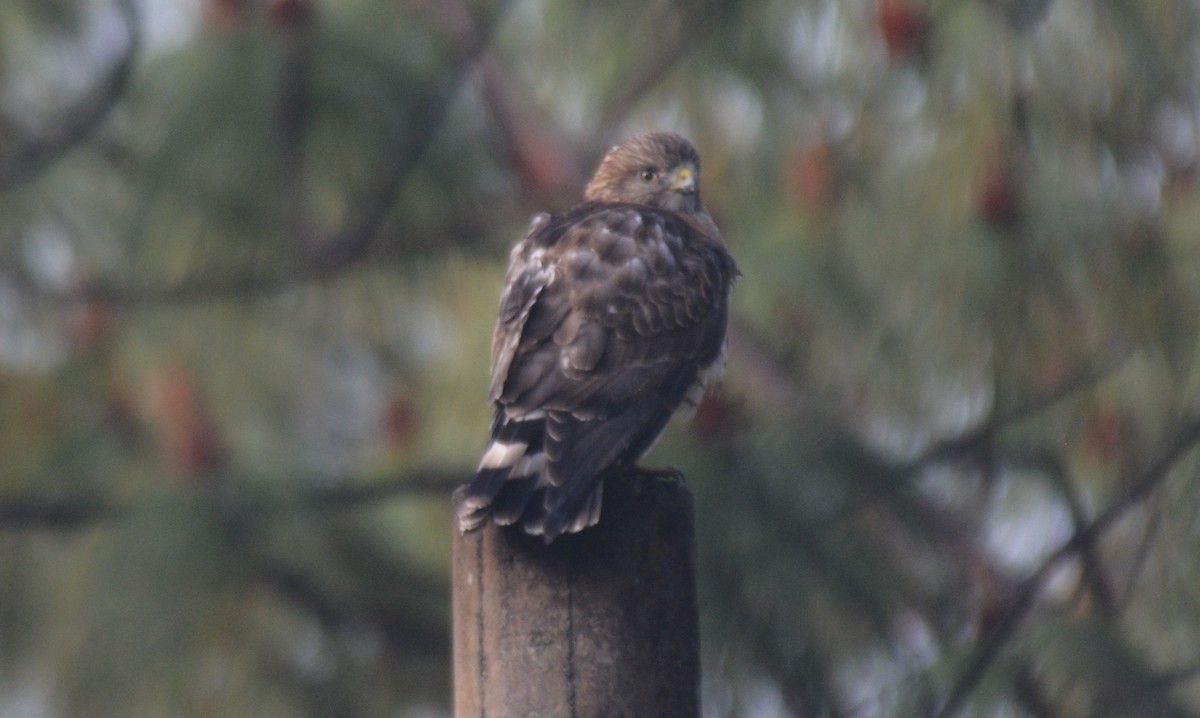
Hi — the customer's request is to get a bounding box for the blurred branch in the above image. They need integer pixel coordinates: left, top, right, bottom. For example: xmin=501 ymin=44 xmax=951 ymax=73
xmin=0 ymin=494 xmax=123 ymax=529
xmin=477 ymin=55 xmax=586 ymax=203
xmin=274 ymin=2 xmax=317 ymax=246
xmin=1012 ymin=662 xmax=1063 ymax=718
xmin=252 ymin=554 xmax=448 ymax=654
xmin=1117 ymin=493 xmax=1163 ymax=612
xmin=0 ymin=0 xmax=140 ymax=189
xmin=742 ymin=469 xmax=899 ymax=639
xmin=725 ymin=316 xmax=1128 ymax=499
xmin=53 ymin=215 xmax=496 ymax=306
xmin=254 ymin=556 xmax=346 ymax=628
xmin=726 ymin=325 xmax=810 ymax=412
xmin=707 ymin=553 xmax=848 ymax=718
xmin=1158 ymin=660 xmax=1200 ymax=689
xmin=597 ymin=31 xmax=694 ymax=135
xmin=1007 ymin=448 xmax=1116 ymax=614
xmin=934 ymin=413 xmax=1200 ymax=718
xmin=904 ymin=345 xmax=1133 ymax=474
xmin=596 ymin=4 xmax=729 ymax=135
xmin=0 ymin=467 xmax=462 ymax=531
xmin=298 ymin=468 xmax=462 ymax=508
xmin=15 ymin=1 xmax=511 ymax=308
xmin=307 ymin=0 xmax=513 ymax=267
xmin=422 ymin=0 xmax=588 ymax=203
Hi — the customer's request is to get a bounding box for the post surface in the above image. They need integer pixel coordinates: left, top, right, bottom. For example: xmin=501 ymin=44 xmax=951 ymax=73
xmin=452 ymin=476 xmax=700 ymax=718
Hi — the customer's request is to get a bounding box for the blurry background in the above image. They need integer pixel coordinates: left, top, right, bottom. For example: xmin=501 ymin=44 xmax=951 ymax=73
xmin=2 ymin=0 xmax=1200 ymax=715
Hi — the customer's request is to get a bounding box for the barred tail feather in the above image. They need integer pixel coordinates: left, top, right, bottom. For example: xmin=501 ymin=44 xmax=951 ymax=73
xmin=535 ymin=478 xmax=605 ymax=541
xmin=453 ymin=467 xmax=509 ymax=532
xmin=454 ymin=416 xmax=548 ymax=534
xmin=455 ymin=412 xmax=613 ymax=541
xmin=520 ymin=481 xmax=602 ymax=541
xmin=489 ymin=475 xmax=538 ymax=525
xmin=458 ymin=395 xmax=681 ymax=541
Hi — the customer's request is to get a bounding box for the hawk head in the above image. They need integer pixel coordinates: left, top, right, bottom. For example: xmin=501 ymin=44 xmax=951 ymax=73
xmin=583 ymin=132 xmax=704 ymax=214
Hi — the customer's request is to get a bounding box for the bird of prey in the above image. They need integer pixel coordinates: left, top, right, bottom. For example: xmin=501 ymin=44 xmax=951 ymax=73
xmin=453 ymin=132 xmax=738 ymax=542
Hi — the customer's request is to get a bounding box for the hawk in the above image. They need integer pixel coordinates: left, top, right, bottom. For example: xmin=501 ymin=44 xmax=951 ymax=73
xmin=453 ymin=132 xmax=738 ymax=542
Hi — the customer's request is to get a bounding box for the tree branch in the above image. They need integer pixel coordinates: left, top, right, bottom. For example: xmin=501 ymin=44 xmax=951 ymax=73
xmin=274 ymin=1 xmax=317 ymax=248
xmin=24 ymin=214 xmax=496 ymax=307
xmin=14 ymin=1 xmax=510 ymax=309
xmin=1012 ymin=662 xmax=1063 ymax=718
xmin=297 ymin=468 xmax=462 ymax=508
xmin=253 ymin=554 xmax=448 ymax=654
xmin=596 ymin=5 xmax=729 ymax=135
xmin=305 ymin=0 xmax=512 ymax=268
xmin=419 ymin=0 xmax=587 ymax=205
xmin=0 ymin=467 xmax=462 ymax=532
xmin=1007 ymin=447 xmax=1116 ymax=614
xmin=1117 ymin=493 xmax=1163 ymax=612
xmin=0 ymin=0 xmax=141 ymax=189
xmin=0 ymin=494 xmax=123 ymax=529
xmin=933 ymin=413 xmax=1200 ymax=718
xmin=903 ymin=345 xmax=1133 ymax=475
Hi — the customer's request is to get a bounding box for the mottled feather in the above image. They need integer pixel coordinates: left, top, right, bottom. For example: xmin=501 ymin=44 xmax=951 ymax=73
xmin=454 ymin=132 xmax=738 ymax=542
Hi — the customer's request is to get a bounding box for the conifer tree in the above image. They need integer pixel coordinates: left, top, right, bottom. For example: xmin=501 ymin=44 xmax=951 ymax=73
xmin=2 ymin=0 xmax=1200 ymax=715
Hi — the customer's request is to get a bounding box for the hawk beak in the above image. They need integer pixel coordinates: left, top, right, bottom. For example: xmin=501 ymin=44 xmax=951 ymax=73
xmin=670 ymin=166 xmax=696 ymax=194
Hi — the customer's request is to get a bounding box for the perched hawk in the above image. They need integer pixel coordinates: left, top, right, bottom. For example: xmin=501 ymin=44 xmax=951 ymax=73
xmin=453 ymin=132 xmax=738 ymax=542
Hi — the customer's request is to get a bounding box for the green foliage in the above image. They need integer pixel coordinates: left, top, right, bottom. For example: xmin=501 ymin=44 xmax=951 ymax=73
xmin=3 ymin=0 xmax=1200 ymax=715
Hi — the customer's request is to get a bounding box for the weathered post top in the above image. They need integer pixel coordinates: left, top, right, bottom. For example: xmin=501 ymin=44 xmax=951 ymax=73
xmin=451 ymin=475 xmax=701 ymax=718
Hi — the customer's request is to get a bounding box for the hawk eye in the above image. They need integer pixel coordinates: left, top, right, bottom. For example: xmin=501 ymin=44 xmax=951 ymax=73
xmin=639 ymin=167 xmax=658 ymax=182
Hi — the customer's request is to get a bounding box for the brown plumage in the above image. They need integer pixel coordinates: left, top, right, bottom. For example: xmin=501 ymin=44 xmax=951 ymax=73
xmin=453 ymin=132 xmax=738 ymax=542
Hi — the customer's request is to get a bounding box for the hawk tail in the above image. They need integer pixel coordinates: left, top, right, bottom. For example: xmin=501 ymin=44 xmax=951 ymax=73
xmin=454 ymin=415 xmax=604 ymax=542
xmin=530 ymin=478 xmax=604 ymax=541
xmin=454 ymin=416 xmax=546 ymax=532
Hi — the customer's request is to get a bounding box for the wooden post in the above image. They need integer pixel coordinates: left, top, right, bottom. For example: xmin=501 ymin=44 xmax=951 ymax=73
xmin=452 ymin=476 xmax=700 ymax=718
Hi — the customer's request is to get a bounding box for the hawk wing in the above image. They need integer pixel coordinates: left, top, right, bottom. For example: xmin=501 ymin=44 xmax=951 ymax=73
xmin=455 ymin=202 xmax=736 ymax=541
